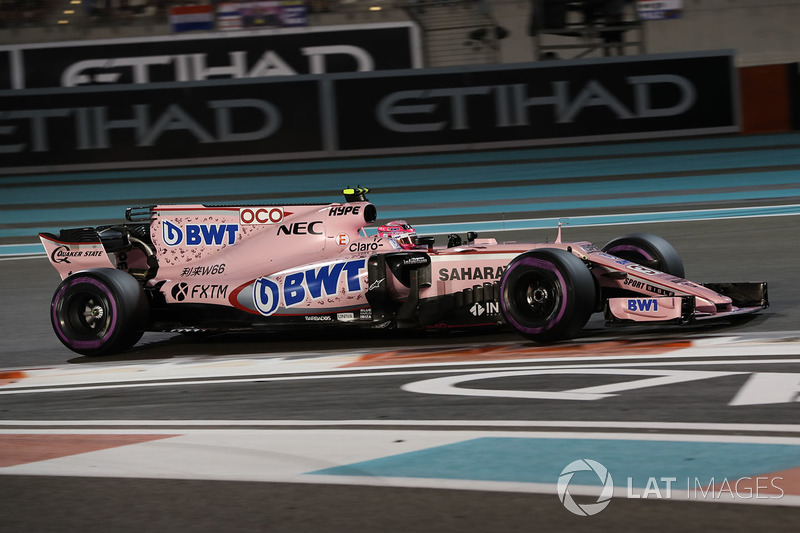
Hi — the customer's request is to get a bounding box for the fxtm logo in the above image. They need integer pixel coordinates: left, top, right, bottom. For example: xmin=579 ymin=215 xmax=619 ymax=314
xmin=171 ymin=282 xmax=228 ymax=301
xmin=253 ymin=259 xmax=365 ymax=316
xmin=162 ymin=220 xmax=238 ymax=247
xmin=171 ymin=282 xmax=189 ymax=301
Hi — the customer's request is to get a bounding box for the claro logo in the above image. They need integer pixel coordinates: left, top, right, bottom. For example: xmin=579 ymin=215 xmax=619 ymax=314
xmin=376 ymin=75 xmax=697 ymax=131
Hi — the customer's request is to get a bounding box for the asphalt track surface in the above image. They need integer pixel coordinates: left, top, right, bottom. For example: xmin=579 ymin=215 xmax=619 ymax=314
xmin=2 ymin=135 xmax=800 ymax=531
xmin=2 ymin=217 xmax=800 ymax=531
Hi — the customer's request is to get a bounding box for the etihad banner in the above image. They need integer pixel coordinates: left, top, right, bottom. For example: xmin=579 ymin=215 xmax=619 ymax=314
xmin=0 ymin=51 xmax=737 ymax=171
xmin=0 ymin=78 xmax=323 ymax=167
xmin=333 ymin=51 xmax=738 ymax=151
xmin=0 ymin=22 xmax=421 ymax=90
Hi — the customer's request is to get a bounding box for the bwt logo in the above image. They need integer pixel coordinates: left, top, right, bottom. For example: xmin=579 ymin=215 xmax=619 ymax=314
xmin=162 ymin=220 xmax=238 ymax=246
xmin=627 ymin=298 xmax=658 ymax=312
xmin=253 ymin=259 xmax=366 ymax=316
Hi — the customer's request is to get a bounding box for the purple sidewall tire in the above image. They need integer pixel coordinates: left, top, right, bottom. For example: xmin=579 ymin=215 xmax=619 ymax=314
xmin=50 ymin=268 xmax=147 ymax=356
xmin=501 ymin=256 xmax=567 ymax=336
xmin=500 ymin=248 xmax=596 ymax=342
xmin=52 ymin=276 xmax=119 ymax=351
xmin=604 ymin=244 xmax=654 ymax=262
xmin=602 ymin=233 xmax=685 ymax=279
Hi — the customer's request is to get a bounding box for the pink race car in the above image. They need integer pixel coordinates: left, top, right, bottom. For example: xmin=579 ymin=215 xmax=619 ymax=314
xmin=39 ymin=188 xmax=768 ymax=356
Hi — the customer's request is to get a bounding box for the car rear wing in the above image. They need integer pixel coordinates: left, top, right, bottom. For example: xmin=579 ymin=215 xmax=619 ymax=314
xmin=39 ymin=231 xmax=116 ymax=280
xmin=125 ymin=205 xmax=155 ymax=222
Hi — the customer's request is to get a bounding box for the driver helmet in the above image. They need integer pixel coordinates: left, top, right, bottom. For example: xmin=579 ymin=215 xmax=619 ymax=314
xmin=377 ymin=220 xmax=417 ymax=250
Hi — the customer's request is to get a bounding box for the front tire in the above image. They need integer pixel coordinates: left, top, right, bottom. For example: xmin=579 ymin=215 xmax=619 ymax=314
xmin=602 ymin=233 xmax=685 ymax=278
xmin=51 ymin=269 xmax=148 ymax=356
xmin=500 ymin=248 xmax=596 ymax=342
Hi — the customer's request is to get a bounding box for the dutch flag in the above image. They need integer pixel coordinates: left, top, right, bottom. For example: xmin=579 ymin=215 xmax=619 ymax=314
xmin=169 ymin=4 xmax=215 ymax=33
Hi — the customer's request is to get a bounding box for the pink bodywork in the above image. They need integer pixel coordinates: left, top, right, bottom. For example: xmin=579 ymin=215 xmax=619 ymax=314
xmin=149 ymin=203 xmax=387 ymax=315
xmin=40 ymin=199 xmax=758 ymax=325
xmin=421 ymin=241 xmax=736 ymax=318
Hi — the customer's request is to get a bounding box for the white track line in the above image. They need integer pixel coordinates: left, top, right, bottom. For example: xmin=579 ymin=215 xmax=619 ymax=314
xmin=2 ymin=419 xmax=800 ymax=433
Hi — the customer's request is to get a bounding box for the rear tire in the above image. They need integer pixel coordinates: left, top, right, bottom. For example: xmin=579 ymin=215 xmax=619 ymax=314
xmin=51 ymin=269 xmax=148 ymax=356
xmin=602 ymin=233 xmax=685 ymax=278
xmin=500 ymin=248 xmax=596 ymax=342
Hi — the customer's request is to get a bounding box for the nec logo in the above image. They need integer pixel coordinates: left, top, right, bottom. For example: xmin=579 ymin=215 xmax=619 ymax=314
xmin=627 ymin=299 xmax=659 ymax=312
xmin=277 ymin=221 xmax=323 ymax=235
xmin=162 ymin=220 xmax=238 ymax=246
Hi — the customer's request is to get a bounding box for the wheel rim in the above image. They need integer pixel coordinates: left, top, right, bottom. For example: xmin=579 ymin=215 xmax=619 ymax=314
xmin=514 ymin=271 xmax=561 ymax=323
xmin=60 ymin=286 xmax=113 ymax=341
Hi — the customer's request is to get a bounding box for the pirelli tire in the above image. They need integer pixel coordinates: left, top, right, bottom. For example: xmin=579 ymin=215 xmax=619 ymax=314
xmin=50 ymin=268 xmax=148 ymax=356
xmin=500 ymin=248 xmax=596 ymax=342
xmin=602 ymin=233 xmax=685 ymax=278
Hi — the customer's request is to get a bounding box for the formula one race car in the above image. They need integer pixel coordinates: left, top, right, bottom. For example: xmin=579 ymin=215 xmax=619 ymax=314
xmin=39 ymin=188 xmax=768 ymax=356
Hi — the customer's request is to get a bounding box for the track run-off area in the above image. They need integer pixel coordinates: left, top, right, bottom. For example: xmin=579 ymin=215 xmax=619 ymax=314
xmin=2 ymin=331 xmax=800 ymax=530
xmin=1 ymin=132 xmax=800 ymax=530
